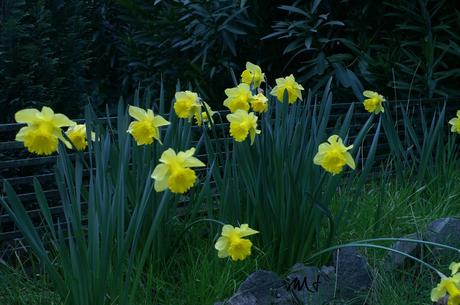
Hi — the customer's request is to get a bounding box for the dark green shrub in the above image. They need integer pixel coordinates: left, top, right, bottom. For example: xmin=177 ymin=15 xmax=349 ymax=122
xmin=0 ymin=0 xmax=99 ymax=121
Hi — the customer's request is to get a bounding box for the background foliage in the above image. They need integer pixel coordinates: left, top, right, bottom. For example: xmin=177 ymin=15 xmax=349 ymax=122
xmin=1 ymin=0 xmax=459 ymax=122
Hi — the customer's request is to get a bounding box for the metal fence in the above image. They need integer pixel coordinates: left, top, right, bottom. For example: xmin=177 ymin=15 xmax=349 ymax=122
xmin=1 ymin=98 xmax=459 ymax=254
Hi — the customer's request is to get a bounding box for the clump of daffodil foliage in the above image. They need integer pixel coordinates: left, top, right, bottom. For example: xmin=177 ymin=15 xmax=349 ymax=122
xmin=7 ymin=60 xmax=460 ymax=305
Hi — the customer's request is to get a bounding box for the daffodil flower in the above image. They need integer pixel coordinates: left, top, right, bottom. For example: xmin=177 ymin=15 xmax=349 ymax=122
xmin=250 ymin=92 xmax=268 ymax=113
xmin=313 ymin=135 xmax=355 ymax=175
xmin=226 ymin=110 xmax=261 ymax=145
xmin=66 ymin=124 xmax=96 ymax=151
xmin=215 ymin=224 xmax=259 ymax=261
xmin=127 ymin=105 xmax=170 ymax=145
xmin=270 ymin=74 xmax=304 ymax=104
xmin=174 ymin=91 xmax=201 ymax=119
xmin=15 ymin=106 xmax=76 ymax=155
xmin=431 ymin=274 xmax=460 ymax=305
xmin=449 ymin=111 xmax=460 ymax=134
xmin=194 ymin=102 xmax=216 ymax=128
xmin=151 ymin=148 xmax=205 ymax=194
xmin=241 ymin=62 xmax=265 ymax=88
xmin=223 ymin=83 xmax=252 ymax=113
xmin=363 ymin=90 xmax=385 ymax=114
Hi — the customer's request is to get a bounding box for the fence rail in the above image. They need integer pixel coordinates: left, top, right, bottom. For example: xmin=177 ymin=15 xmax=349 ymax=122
xmin=1 ymin=98 xmax=460 ymax=255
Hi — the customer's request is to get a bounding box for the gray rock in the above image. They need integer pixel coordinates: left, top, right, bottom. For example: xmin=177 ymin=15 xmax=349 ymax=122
xmin=387 ymin=232 xmax=421 ymax=269
xmin=426 ymin=217 xmax=460 ymax=247
xmin=286 ymin=264 xmax=336 ymax=305
xmin=333 ymin=247 xmax=373 ymax=300
xmin=220 ymin=270 xmax=294 ymax=305
xmin=385 ymin=218 xmax=460 ymax=271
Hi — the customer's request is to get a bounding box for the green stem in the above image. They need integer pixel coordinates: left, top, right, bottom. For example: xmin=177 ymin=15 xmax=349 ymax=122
xmin=307 ymin=242 xmax=447 ymax=278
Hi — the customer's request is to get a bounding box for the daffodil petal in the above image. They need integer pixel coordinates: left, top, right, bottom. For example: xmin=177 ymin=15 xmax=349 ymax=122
xmin=153 ymin=116 xmax=170 ymax=127
xmin=215 ymin=237 xmax=228 ymax=251
xmin=152 ymin=164 xmax=169 ymax=180
xmin=15 ymin=126 xmax=31 ymax=141
xmin=363 ymin=90 xmax=377 ymax=98
xmin=154 ymin=178 xmax=168 ymax=192
xmin=41 ymin=106 xmax=55 ymax=119
xmin=15 ymin=109 xmax=40 ymax=124
xmin=129 ymin=105 xmax=147 ymax=121
xmin=221 ymin=225 xmax=235 ymax=237
xmin=52 ymin=114 xmax=76 ymax=127
xmin=159 ymin=148 xmax=177 ymax=163
xmin=345 ymin=153 xmax=356 ymax=169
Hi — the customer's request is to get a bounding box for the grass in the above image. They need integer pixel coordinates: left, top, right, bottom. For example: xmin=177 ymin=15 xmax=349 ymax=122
xmin=1 ymin=169 xmax=460 ymax=305
xmin=147 ymin=230 xmax=269 ymax=305
xmin=0 ymin=261 xmax=59 ymax=305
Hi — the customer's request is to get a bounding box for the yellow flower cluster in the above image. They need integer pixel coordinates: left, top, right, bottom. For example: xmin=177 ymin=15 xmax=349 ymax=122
xmin=310 ymin=89 xmax=387 ymax=175
xmin=432 ymin=262 xmax=460 ymax=305
xmin=16 ymin=61 xmax=460 ymax=268
xmin=223 ymin=62 xmax=306 ymax=145
xmin=14 ymin=106 xmax=97 ymax=155
xmin=125 ymin=106 xmax=206 ymax=195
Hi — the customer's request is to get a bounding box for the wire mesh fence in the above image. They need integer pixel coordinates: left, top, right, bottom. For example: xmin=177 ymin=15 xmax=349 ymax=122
xmin=1 ymin=97 xmax=459 ymax=255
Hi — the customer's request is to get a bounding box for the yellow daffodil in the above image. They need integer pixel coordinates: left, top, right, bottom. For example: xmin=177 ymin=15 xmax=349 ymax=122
xmin=215 ymin=224 xmax=258 ymax=261
xmin=313 ymin=135 xmax=355 ymax=175
xmin=270 ymin=74 xmax=304 ymax=104
xmin=223 ymin=83 xmax=252 ymax=113
xmin=65 ymin=124 xmax=96 ymax=151
xmin=241 ymin=62 xmax=265 ymax=88
xmin=250 ymin=93 xmax=268 ymax=113
xmin=127 ymin=105 xmax=170 ymax=145
xmin=194 ymin=102 xmax=216 ymax=128
xmin=174 ymin=91 xmax=201 ymax=119
xmin=451 ymin=262 xmax=460 ymax=276
xmin=151 ymin=148 xmax=205 ymax=194
xmin=363 ymin=90 xmax=385 ymax=114
xmin=15 ymin=106 xmax=76 ymax=155
xmin=226 ymin=110 xmax=260 ymax=145
xmin=431 ymin=274 xmax=460 ymax=305
xmin=449 ymin=111 xmax=460 ymax=134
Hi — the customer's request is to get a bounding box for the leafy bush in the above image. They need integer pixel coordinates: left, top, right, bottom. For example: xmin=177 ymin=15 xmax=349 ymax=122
xmin=0 ymin=0 xmax=99 ymax=122
xmin=2 ymin=0 xmax=460 ymax=118
xmin=264 ymin=0 xmax=460 ymax=99
xmin=103 ymin=0 xmax=257 ymax=107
